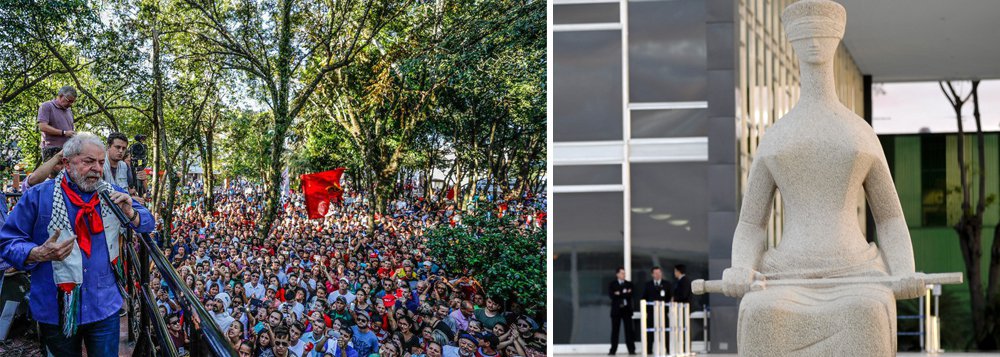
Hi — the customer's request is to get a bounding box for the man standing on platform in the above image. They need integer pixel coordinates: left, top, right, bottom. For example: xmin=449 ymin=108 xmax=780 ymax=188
xmin=608 ymin=267 xmax=635 ymax=355
xmin=641 ymin=266 xmax=670 ymax=353
xmin=37 ymin=86 xmax=77 ymax=151
xmin=0 ymin=133 xmax=155 ymax=355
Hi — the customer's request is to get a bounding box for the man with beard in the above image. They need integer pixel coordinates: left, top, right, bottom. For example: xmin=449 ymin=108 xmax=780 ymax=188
xmin=211 ymin=292 xmax=236 ymax=331
xmin=0 ymin=133 xmax=155 ymax=355
xmin=350 ymin=312 xmax=380 ymax=357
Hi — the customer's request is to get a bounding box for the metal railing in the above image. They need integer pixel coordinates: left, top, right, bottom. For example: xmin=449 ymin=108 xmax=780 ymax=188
xmin=897 ymin=284 xmax=944 ymax=353
xmin=639 ymin=300 xmax=694 ymax=357
xmin=108 ymin=203 xmax=235 ymax=356
xmin=2 ymin=192 xmax=21 ymax=207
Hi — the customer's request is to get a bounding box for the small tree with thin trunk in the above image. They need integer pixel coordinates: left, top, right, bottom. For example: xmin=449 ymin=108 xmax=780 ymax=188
xmin=940 ymin=80 xmax=1000 ymax=350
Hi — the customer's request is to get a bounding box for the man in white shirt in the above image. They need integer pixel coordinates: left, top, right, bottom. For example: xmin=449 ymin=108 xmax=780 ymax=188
xmin=328 ymin=277 xmax=356 ymax=306
xmin=245 ymin=271 xmax=266 ymax=300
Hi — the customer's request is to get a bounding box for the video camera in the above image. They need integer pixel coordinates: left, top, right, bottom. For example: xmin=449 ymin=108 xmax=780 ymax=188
xmin=130 ymin=134 xmax=148 ymax=196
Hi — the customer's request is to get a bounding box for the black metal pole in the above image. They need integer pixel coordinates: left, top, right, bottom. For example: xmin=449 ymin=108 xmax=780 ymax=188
xmin=99 ymin=188 xmax=236 ymax=356
xmin=126 ymin=229 xmax=136 ymax=344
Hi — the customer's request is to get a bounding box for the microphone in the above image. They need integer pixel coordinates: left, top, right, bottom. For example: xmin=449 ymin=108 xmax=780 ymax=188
xmin=98 ymin=181 xmax=133 ymax=226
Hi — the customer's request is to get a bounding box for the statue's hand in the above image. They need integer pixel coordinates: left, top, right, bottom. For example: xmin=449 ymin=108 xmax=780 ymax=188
xmin=722 ymin=267 xmax=764 ymax=298
xmin=892 ymin=273 xmax=926 ymax=300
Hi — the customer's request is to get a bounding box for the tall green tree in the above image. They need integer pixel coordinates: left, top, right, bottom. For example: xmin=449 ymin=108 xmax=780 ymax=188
xmin=308 ymin=0 xmax=544 ymax=219
xmin=181 ymin=0 xmax=406 ymax=241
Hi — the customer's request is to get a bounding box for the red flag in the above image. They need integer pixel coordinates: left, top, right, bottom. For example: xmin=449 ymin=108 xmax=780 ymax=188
xmin=446 ymin=187 xmax=455 ymax=200
xmin=300 ymin=168 xmax=346 ymax=219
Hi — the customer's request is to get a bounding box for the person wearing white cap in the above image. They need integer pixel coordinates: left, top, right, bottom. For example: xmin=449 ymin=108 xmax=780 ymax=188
xmin=328 ymin=276 xmax=356 ymax=306
xmin=211 ymin=292 xmax=236 ymax=331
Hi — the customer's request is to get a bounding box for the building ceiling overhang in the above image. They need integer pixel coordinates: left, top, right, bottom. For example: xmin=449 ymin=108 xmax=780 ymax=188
xmin=836 ymin=0 xmax=1000 ymax=82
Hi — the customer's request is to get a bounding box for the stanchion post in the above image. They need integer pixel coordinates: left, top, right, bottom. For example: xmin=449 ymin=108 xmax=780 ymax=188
xmin=656 ymin=301 xmax=663 ymax=357
xmin=666 ymin=302 xmax=674 ymax=356
xmin=641 ymin=299 xmax=648 ymax=357
xmin=662 ymin=301 xmax=668 ymax=357
xmin=932 ymin=284 xmax=942 ymax=353
xmin=684 ymin=303 xmax=691 ymax=355
xmin=703 ymin=305 xmax=709 ymax=353
xmin=918 ymin=291 xmax=925 ymax=351
xmin=934 ymin=316 xmax=941 ymax=352
xmin=924 ymin=286 xmax=931 ymax=352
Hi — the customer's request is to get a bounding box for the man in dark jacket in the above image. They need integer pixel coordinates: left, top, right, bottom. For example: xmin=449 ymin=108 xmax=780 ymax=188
xmin=641 ymin=266 xmax=671 ymax=353
xmin=608 ymin=267 xmax=635 ymax=355
xmin=672 ymin=264 xmax=692 ymax=304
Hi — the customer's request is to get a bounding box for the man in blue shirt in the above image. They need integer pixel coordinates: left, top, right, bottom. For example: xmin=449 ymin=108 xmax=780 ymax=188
xmin=0 ymin=133 xmax=155 ymax=356
xmin=351 ymin=312 xmax=379 ymax=357
xmin=330 ymin=325 xmax=358 ymax=357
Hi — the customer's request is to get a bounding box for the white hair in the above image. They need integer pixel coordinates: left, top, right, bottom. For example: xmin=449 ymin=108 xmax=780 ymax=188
xmin=62 ymin=132 xmax=106 ymax=158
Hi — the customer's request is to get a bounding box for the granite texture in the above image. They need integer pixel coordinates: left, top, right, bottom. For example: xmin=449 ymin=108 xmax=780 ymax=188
xmin=718 ymin=1 xmax=925 ymax=355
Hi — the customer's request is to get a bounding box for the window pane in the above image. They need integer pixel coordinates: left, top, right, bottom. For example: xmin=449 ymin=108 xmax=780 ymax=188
xmin=628 ymin=0 xmax=707 ymax=102
xmin=629 ymin=162 xmax=708 ymax=309
xmin=553 ymin=192 xmax=624 ymax=344
xmin=554 ymin=31 xmax=623 ymax=141
xmin=631 ymin=109 xmax=708 ymax=138
xmin=921 ymin=135 xmax=946 ymax=226
xmin=554 ymin=165 xmax=622 ymax=186
xmin=554 ymin=3 xmax=620 ymax=24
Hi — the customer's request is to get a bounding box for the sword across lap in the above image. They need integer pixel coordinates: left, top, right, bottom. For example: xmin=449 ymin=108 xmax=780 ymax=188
xmin=692 ymin=272 xmax=963 ymax=295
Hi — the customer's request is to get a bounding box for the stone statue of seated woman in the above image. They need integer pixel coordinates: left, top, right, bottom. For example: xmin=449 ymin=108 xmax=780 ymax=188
xmin=706 ymin=1 xmax=952 ymax=355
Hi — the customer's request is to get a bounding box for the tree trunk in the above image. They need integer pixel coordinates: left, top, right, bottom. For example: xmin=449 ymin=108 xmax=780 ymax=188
xmin=150 ymin=16 xmax=164 ymax=213
xmin=205 ymin=129 xmax=215 ymax=213
xmin=942 ymin=81 xmax=1000 ymax=349
xmin=257 ymin=0 xmax=294 ymax=242
xmin=162 ymin=170 xmax=180 ymax=248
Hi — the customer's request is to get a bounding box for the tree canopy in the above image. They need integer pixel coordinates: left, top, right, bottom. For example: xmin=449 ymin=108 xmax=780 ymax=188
xmin=1 ymin=0 xmax=545 ymax=241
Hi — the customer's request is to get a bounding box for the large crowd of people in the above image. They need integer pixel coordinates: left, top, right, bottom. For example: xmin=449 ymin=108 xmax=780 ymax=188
xmin=150 ymin=178 xmax=547 ymax=357
xmin=0 ymin=87 xmax=547 ymax=356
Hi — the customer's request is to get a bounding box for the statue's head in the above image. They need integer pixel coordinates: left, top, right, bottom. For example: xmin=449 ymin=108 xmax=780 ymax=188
xmin=782 ymin=0 xmax=846 ymax=65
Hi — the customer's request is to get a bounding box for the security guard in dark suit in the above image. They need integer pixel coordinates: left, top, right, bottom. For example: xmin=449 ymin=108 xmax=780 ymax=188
xmin=608 ymin=267 xmax=636 ymax=355
xmin=641 ymin=266 xmax=671 ymax=353
xmin=672 ymin=264 xmax=693 ymax=304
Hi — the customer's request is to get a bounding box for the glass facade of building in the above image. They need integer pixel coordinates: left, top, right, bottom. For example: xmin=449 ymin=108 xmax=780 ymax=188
xmin=553 ymin=0 xmax=866 ymax=350
xmin=552 ymin=0 xmax=710 ymax=346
